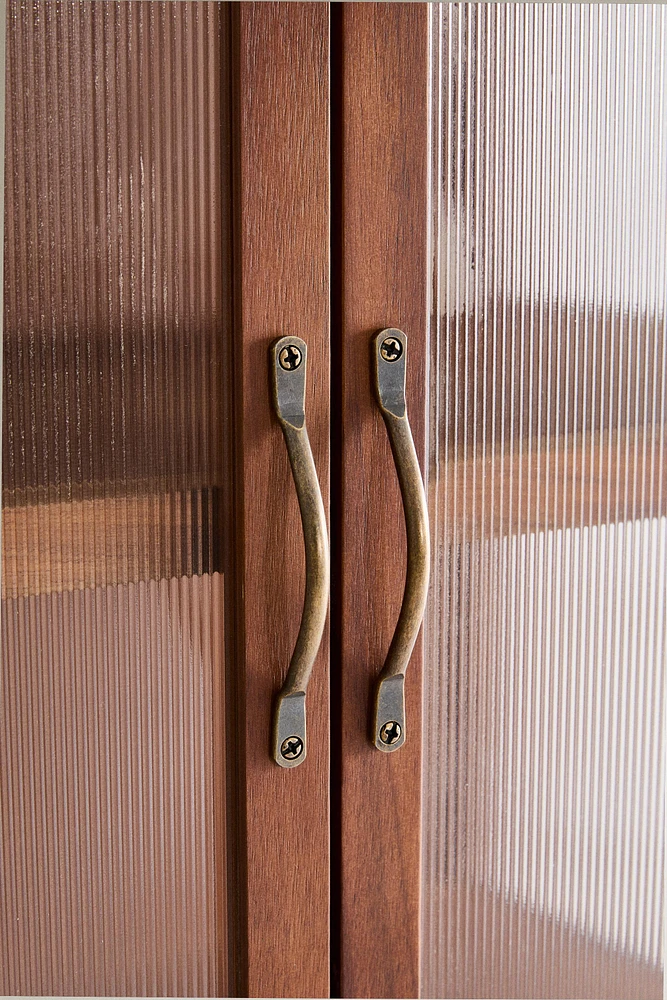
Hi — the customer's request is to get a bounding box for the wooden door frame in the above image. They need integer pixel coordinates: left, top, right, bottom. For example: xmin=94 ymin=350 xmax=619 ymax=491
xmin=331 ymin=4 xmax=430 ymax=997
xmin=231 ymin=5 xmax=429 ymax=996
xmin=231 ymin=4 xmax=429 ymax=995
xmin=228 ymin=4 xmax=330 ymax=997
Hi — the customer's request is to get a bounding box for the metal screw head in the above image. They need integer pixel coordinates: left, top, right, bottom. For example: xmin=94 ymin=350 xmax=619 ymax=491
xmin=379 ymin=721 xmax=402 ymax=745
xmin=380 ymin=336 xmax=403 ymax=363
xmin=280 ymin=735 xmax=304 ymax=760
xmin=279 ymin=344 xmax=303 ymax=371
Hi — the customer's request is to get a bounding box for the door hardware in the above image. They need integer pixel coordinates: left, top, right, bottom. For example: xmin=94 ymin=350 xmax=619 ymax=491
xmin=379 ymin=335 xmax=403 ymax=363
xmin=280 ymin=736 xmax=304 ymax=761
xmin=371 ymin=328 xmax=430 ymax=753
xmin=379 ymin=721 xmax=402 ymax=746
xmin=270 ymin=336 xmax=329 ymax=768
xmin=278 ymin=344 xmax=303 ymax=371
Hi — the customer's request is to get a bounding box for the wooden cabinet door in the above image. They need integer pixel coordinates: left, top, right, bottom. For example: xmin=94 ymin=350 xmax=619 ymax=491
xmin=334 ymin=4 xmax=665 ymax=999
xmin=331 ymin=4 xmax=429 ymax=997
xmin=0 ymin=3 xmax=329 ymax=997
xmin=4 ymin=4 xmax=665 ymax=999
xmin=232 ymin=4 xmax=330 ymax=997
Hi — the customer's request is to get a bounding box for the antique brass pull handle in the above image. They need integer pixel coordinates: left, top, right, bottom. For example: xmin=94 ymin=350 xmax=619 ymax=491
xmin=372 ymin=329 xmax=430 ymax=752
xmin=270 ymin=336 xmax=329 ymax=768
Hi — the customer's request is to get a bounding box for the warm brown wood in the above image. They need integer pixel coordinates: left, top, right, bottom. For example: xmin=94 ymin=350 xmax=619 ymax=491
xmin=333 ymin=5 xmax=429 ymax=997
xmin=231 ymin=4 xmax=329 ymax=997
xmin=5 ymin=423 xmax=663 ymax=599
xmin=1 ymin=489 xmax=220 ymax=598
xmin=436 ymin=426 xmax=667 ymax=541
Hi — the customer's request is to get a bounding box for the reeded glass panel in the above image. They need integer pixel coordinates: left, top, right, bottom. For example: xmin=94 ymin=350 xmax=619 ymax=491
xmin=422 ymin=5 xmax=665 ymax=998
xmin=1 ymin=2 xmax=229 ymax=995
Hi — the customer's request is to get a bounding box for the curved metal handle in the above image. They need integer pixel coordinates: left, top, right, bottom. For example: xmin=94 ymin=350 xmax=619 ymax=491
xmin=270 ymin=336 xmax=329 ymax=768
xmin=372 ymin=329 xmax=430 ymax=752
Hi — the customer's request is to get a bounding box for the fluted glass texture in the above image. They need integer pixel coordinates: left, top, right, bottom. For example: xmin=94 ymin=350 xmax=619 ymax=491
xmin=1 ymin=2 xmax=228 ymax=995
xmin=422 ymin=5 xmax=665 ymax=998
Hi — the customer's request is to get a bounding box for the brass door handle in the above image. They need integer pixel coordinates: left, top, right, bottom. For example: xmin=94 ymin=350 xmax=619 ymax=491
xmin=372 ymin=329 xmax=430 ymax=752
xmin=270 ymin=337 xmax=329 ymax=768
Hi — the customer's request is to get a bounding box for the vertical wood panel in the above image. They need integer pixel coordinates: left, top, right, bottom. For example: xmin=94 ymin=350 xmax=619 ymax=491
xmin=333 ymin=4 xmax=429 ymax=997
xmin=232 ymin=4 xmax=330 ymax=997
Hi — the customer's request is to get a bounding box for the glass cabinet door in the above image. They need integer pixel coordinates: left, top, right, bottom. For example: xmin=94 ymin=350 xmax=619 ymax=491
xmin=0 ymin=4 xmax=330 ymax=997
xmin=421 ymin=4 xmax=667 ymax=998
xmin=1 ymin=3 xmax=229 ymax=993
xmin=422 ymin=5 xmax=664 ymax=998
xmin=335 ymin=5 xmax=664 ymax=999
xmin=3 ymin=4 xmax=663 ymax=998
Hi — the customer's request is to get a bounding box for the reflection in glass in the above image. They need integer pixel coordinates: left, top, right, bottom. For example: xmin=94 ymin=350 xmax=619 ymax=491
xmin=1 ymin=3 xmax=229 ymax=995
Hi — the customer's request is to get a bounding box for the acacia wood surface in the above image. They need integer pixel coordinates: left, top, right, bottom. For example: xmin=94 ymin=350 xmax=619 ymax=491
xmin=232 ymin=5 xmax=329 ymax=997
xmin=333 ymin=5 xmax=429 ymax=997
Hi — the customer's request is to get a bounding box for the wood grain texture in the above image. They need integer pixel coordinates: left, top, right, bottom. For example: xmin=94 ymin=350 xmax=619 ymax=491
xmin=231 ymin=5 xmax=329 ymax=997
xmin=333 ymin=5 xmax=429 ymax=997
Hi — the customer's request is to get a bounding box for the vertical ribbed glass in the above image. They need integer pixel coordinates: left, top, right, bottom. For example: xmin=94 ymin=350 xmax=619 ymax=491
xmin=422 ymin=5 xmax=665 ymax=998
xmin=1 ymin=2 xmax=229 ymax=995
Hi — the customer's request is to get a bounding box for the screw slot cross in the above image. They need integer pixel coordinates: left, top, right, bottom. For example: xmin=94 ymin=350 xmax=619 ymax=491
xmin=380 ymin=337 xmax=403 ymax=363
xmin=279 ymin=344 xmax=303 ymax=371
xmin=379 ymin=720 xmax=402 ymax=745
xmin=280 ymin=735 xmax=304 ymax=760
